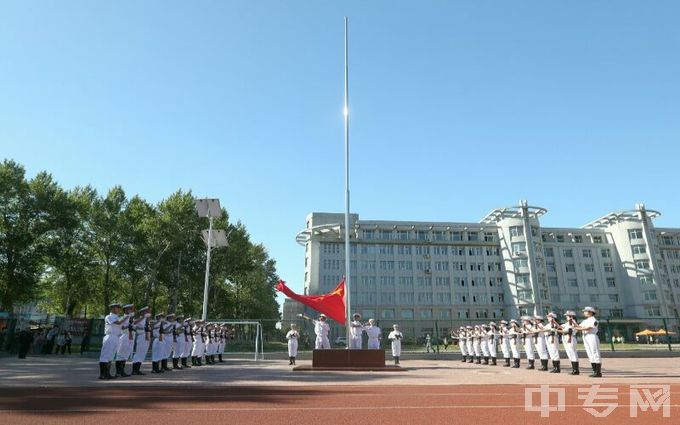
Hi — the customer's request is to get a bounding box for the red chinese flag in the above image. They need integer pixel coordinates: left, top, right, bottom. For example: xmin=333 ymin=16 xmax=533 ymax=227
xmin=275 ymin=278 xmax=346 ymax=324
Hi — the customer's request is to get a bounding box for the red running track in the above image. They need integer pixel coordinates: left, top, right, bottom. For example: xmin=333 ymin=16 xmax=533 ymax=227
xmin=0 ymin=384 xmax=678 ymax=425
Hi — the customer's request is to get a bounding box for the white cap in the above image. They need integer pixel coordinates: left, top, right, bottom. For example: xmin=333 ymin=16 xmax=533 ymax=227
xmin=582 ymin=306 xmax=597 ymax=314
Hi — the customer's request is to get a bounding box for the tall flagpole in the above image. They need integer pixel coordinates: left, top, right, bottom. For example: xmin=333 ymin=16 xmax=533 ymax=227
xmin=343 ymin=16 xmax=352 ymax=348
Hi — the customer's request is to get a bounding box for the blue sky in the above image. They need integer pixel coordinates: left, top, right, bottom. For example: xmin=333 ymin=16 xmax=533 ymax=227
xmin=2 ymin=1 xmax=679 ymax=309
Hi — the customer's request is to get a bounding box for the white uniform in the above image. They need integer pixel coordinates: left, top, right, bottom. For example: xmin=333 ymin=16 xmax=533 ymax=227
xmin=472 ymin=331 xmax=481 ymax=357
xmin=286 ymin=330 xmax=299 ymax=357
xmin=132 ymin=316 xmax=150 ymax=363
xmin=192 ymin=325 xmax=205 ymax=357
xmin=544 ymin=321 xmax=561 ymax=362
xmin=522 ymin=325 xmax=535 ymax=360
xmin=388 ymin=330 xmax=402 ymax=357
xmin=183 ymin=323 xmax=194 ymax=358
xmin=509 ymin=326 xmax=521 ymax=359
xmin=365 ymin=325 xmax=381 ymax=349
xmin=465 ymin=330 xmax=473 ymax=358
xmin=173 ymin=322 xmax=184 ymax=359
xmin=151 ymin=320 xmax=165 ymax=362
xmin=350 ymin=320 xmax=364 ymax=349
xmin=480 ymin=331 xmax=490 ymax=358
xmin=534 ymin=323 xmax=549 ymax=361
xmin=116 ymin=315 xmax=134 ymax=361
xmin=580 ymin=316 xmax=601 ymax=363
xmin=313 ymin=320 xmax=330 ymax=349
xmin=487 ymin=328 xmax=497 ymax=359
xmin=499 ymin=326 xmax=511 ymax=359
xmin=163 ymin=320 xmax=175 ymax=360
xmin=561 ymin=321 xmax=579 ymax=362
xmin=457 ymin=332 xmax=468 ymax=357
xmin=100 ymin=313 xmax=123 ymax=362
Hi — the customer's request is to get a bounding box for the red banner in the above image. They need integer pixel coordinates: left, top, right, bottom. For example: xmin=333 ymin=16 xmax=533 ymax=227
xmin=275 ymin=279 xmax=346 ymax=324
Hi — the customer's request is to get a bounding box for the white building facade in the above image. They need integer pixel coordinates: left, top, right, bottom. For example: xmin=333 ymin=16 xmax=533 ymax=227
xmin=293 ymin=203 xmax=680 ymax=340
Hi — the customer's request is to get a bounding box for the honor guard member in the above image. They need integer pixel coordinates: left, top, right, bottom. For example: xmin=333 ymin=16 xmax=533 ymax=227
xmin=480 ymin=324 xmax=490 ymax=365
xmin=286 ymin=323 xmax=299 ymax=365
xmin=365 ymin=319 xmax=381 ymax=349
xmin=521 ymin=316 xmax=536 ymax=370
xmin=350 ymin=313 xmax=364 ymax=349
xmin=508 ymin=319 xmax=521 ymax=368
xmin=456 ymin=327 xmax=468 ymax=362
xmin=575 ymin=306 xmax=602 ymax=377
xmin=131 ymin=306 xmax=151 ymax=375
xmin=498 ymin=320 xmax=511 ymax=367
xmin=487 ymin=322 xmax=498 ymax=365
xmin=560 ymin=311 xmax=580 ymax=375
xmin=533 ymin=315 xmax=550 ymax=371
xmin=151 ymin=313 xmax=166 ymax=373
xmin=216 ymin=324 xmax=226 ymax=363
xmin=307 ymin=314 xmax=330 ymax=349
xmin=114 ymin=304 xmax=135 ymax=377
xmin=465 ymin=326 xmax=474 ymax=363
xmin=471 ymin=326 xmax=482 ymax=363
xmin=388 ymin=324 xmax=403 ymax=365
xmin=99 ymin=303 xmax=129 ymax=379
xmin=162 ymin=314 xmax=176 ymax=371
xmin=205 ymin=323 xmax=216 ymax=364
xmin=181 ymin=318 xmax=192 ymax=368
xmin=191 ymin=320 xmax=205 ymax=366
xmin=172 ymin=315 xmax=184 ymax=370
xmin=545 ymin=312 xmax=562 ymax=373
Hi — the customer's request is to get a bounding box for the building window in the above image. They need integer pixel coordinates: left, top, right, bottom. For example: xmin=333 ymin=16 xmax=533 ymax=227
xmin=451 ymin=231 xmax=462 ymax=241
xmin=565 ymin=263 xmax=576 ymax=272
xmin=433 ymin=231 xmax=445 ymax=241
xmin=574 ymin=235 xmax=583 ymax=243
xmin=582 ymin=249 xmax=592 ymax=258
xmin=468 ymin=232 xmax=479 ymax=241
xmin=570 ymin=294 xmax=580 ymax=303
xmin=606 ymin=277 xmax=616 ymax=288
xmin=548 ymin=277 xmax=558 ymax=287
xmin=511 ymin=242 xmax=526 ymax=254
xmin=484 ymin=232 xmax=496 ymax=242
xmin=587 ymin=278 xmax=598 ymax=288
xmin=646 ymin=307 xmax=661 ymax=317
xmin=636 ymin=260 xmax=650 ymax=270
xmin=563 ymin=249 xmax=573 ymax=258
xmin=381 ymin=309 xmax=395 ymax=319
xmin=516 ymin=274 xmax=530 ymax=285
xmin=568 ymin=278 xmax=578 ymax=287
xmin=544 ymin=247 xmax=554 ymax=257
xmin=585 ymin=264 xmax=595 ymax=272
xmin=609 ymin=294 xmax=619 ymax=302
xmin=398 ymin=230 xmax=410 ymax=240
xmin=398 ymin=277 xmax=413 ymax=286
xmin=601 ymin=248 xmax=611 ymax=258
xmin=643 ymin=291 xmax=658 ymax=301
xmin=610 ymin=309 xmax=623 ymax=318
xmin=397 ymin=245 xmax=411 ymax=255
xmin=589 ymin=294 xmax=599 ymax=302
xmin=629 ymin=229 xmax=644 ymax=240
xmin=632 ymin=245 xmax=647 ymax=255
xmin=593 ymin=235 xmax=603 ymax=244
xmin=604 ymin=263 xmax=614 ymax=273
xmin=416 ymin=230 xmax=428 ymax=240
xmin=399 ymin=293 xmax=414 ymax=303
xmin=510 ymin=226 xmax=524 ymax=238
xmin=400 ymin=309 xmax=414 ymax=319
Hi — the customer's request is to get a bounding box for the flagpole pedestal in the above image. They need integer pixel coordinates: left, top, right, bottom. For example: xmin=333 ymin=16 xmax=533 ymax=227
xmin=292 ymin=349 xmax=406 ymax=372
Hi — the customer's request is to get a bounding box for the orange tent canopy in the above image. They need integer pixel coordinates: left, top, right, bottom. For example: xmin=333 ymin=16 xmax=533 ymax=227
xmin=635 ymin=329 xmax=656 ymax=336
xmin=654 ymin=329 xmax=677 ymax=336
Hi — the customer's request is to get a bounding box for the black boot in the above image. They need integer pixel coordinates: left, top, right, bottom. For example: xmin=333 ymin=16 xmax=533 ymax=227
xmin=570 ymin=361 xmax=580 ymax=375
xmin=134 ymin=362 xmax=145 ymax=375
xmin=218 ymin=354 xmax=224 ymax=362
xmin=461 ymin=355 xmax=467 ymax=363
xmin=491 ymin=357 xmax=497 ymax=365
xmin=99 ymin=362 xmax=107 ymax=379
xmin=467 ymin=355 xmax=473 ymax=363
xmin=395 ymin=356 xmax=400 ymax=365
xmin=526 ymin=359 xmax=535 ymax=370
xmin=119 ymin=361 xmax=130 ymax=377
xmin=174 ymin=358 xmax=183 ymax=369
xmin=289 ymin=356 xmax=293 ymax=365
xmin=212 ymin=355 xmax=216 ymax=364
xmin=540 ymin=359 xmax=549 ymax=371
xmin=161 ymin=359 xmax=172 ymax=371
xmin=191 ymin=356 xmax=197 ymax=366
xmin=197 ymin=357 xmax=202 ymax=366
xmin=550 ymin=360 xmax=560 ymax=373
xmin=590 ymin=363 xmax=602 ymax=378
xmin=483 ymin=356 xmax=489 ymax=365
xmin=504 ymin=358 xmax=510 ymax=367
xmin=182 ymin=357 xmax=191 ymax=368
xmin=292 ymin=357 xmax=296 ymax=365
xmin=512 ymin=358 xmax=520 ymax=368
xmin=475 ymin=356 xmax=481 ymax=364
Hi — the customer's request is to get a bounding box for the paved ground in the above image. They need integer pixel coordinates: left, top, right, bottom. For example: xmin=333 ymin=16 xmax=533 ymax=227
xmin=1 ymin=356 xmax=678 ymax=424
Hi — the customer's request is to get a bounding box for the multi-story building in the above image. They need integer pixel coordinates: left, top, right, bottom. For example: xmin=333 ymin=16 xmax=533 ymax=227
xmin=292 ymin=202 xmax=680 ymax=341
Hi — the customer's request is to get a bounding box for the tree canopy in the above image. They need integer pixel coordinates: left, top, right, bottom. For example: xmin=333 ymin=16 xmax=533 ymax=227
xmin=0 ymin=159 xmax=280 ymax=324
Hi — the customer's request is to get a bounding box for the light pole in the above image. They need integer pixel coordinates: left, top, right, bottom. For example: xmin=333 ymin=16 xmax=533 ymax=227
xmin=195 ymin=198 xmax=229 ymax=321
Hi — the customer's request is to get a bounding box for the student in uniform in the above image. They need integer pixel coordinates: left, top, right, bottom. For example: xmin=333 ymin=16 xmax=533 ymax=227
xmin=545 ymin=312 xmax=562 ymax=373
xmin=365 ymin=319 xmax=381 ymax=349
xmin=521 ymin=316 xmax=536 ymax=370
xmin=151 ymin=313 xmax=166 ymax=373
xmin=350 ymin=313 xmax=364 ymax=349
xmin=508 ymin=319 xmax=521 ymax=368
xmin=575 ymin=306 xmax=602 ymax=378
xmin=181 ymin=318 xmax=193 ymax=368
xmin=454 ymin=327 xmax=467 ymax=362
xmin=162 ymin=314 xmax=176 ymax=371
xmin=487 ymin=322 xmax=498 ymax=365
xmin=471 ymin=326 xmax=481 ymax=363
xmin=533 ymin=315 xmax=550 ymax=371
xmin=559 ymin=310 xmax=580 ymax=375
xmin=286 ymin=323 xmax=299 ymax=365
xmin=465 ymin=326 xmax=474 ymax=363
xmin=131 ymin=306 xmax=151 ymax=375
xmin=172 ymin=315 xmax=185 ymax=370
xmin=480 ymin=324 xmax=490 ymax=365
xmin=498 ymin=320 xmax=511 ymax=367
xmin=308 ymin=314 xmax=331 ymax=349
xmin=115 ymin=304 xmax=135 ymax=377
xmin=99 ymin=303 xmax=129 ymax=380
xmin=388 ymin=324 xmax=403 ymax=365
xmin=191 ymin=320 xmax=205 ymax=366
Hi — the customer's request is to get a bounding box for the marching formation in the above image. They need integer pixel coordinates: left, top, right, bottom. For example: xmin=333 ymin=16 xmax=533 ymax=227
xmin=451 ymin=306 xmax=602 ymax=378
xmin=99 ymin=302 xmax=233 ymax=380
